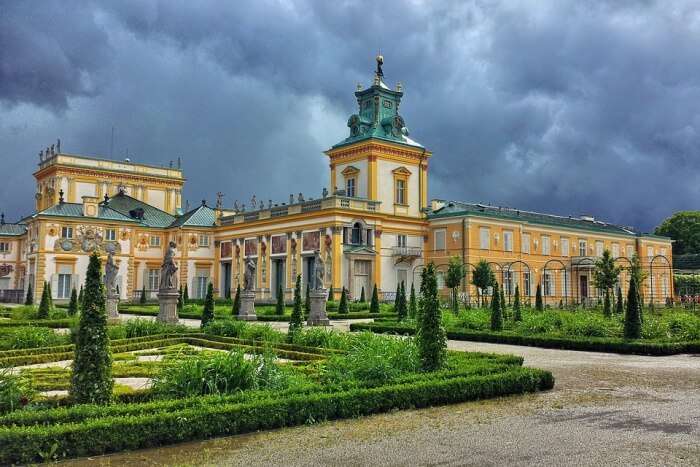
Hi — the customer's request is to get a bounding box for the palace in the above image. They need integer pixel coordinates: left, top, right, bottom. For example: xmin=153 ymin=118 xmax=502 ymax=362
xmin=0 ymin=57 xmax=674 ymax=306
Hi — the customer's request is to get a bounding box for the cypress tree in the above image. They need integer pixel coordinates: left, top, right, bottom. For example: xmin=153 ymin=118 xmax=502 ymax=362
xmin=369 ymin=284 xmax=380 ymax=314
xmin=24 ymin=282 xmax=33 ymax=306
xmin=535 ymin=283 xmax=544 ymax=311
xmin=500 ymin=286 xmax=507 ymax=320
xmin=183 ymin=284 xmax=189 ymax=304
xmin=78 ymin=285 xmax=84 ymax=309
xmin=225 ymin=286 xmax=231 ymax=300
xmin=490 ymin=282 xmax=503 ymax=331
xmin=624 ymin=278 xmax=641 ymax=339
xmin=275 ymin=284 xmax=285 ymax=315
xmin=200 ymin=282 xmax=215 ymax=329
xmin=139 ymin=285 xmax=147 ymax=304
xmin=397 ymin=282 xmax=407 ymax=321
xmin=416 ymin=263 xmax=446 ymax=371
xmin=67 ymin=288 xmax=78 ymax=316
xmin=232 ymin=283 xmax=241 ymax=316
xmin=338 ymin=287 xmax=349 ymax=314
xmin=304 ymin=283 xmax=311 ymax=316
xmin=394 ymin=283 xmax=401 ymax=313
xmin=328 ymin=286 xmax=334 ymax=301
xmin=177 ymin=285 xmax=184 ymax=314
xmin=46 ymin=282 xmax=54 ymax=312
xmin=288 ymin=275 xmax=303 ymax=340
xmin=616 ymin=286 xmax=624 ymax=314
xmin=70 ymin=253 xmax=113 ymax=404
xmin=603 ymin=288 xmax=612 ymax=318
xmin=513 ymin=284 xmax=522 ymax=321
xmin=37 ymin=282 xmax=50 ymax=319
xmin=360 ymin=286 xmax=366 ymax=303
xmin=409 ymin=282 xmax=417 ymax=319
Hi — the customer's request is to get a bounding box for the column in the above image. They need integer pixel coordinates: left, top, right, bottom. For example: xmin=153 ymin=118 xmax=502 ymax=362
xmin=374 ymin=230 xmax=382 ymax=293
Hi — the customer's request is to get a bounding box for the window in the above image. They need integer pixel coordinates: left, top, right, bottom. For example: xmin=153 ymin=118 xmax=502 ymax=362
xmin=612 ymin=243 xmax=620 ymax=258
xmin=541 ymin=236 xmax=551 ymax=255
xmin=397 ymin=234 xmax=407 ymax=248
xmin=395 ymin=179 xmax=406 ymax=205
xmin=149 ymin=236 xmax=161 ymax=248
xmin=198 ymin=234 xmax=210 ymax=247
xmin=543 ymin=272 xmax=553 ymax=296
xmin=351 ymin=223 xmax=362 ymax=245
xmin=434 ymin=229 xmax=446 ymax=251
xmin=561 ymin=238 xmax=570 ymax=257
xmin=647 ymin=246 xmax=654 ymax=258
xmin=346 ymin=178 xmax=356 ymax=197
xmin=523 ymin=271 xmax=531 ymax=296
xmin=579 ymin=240 xmax=587 ymax=257
xmin=626 ymin=245 xmax=634 ymax=258
xmin=503 ymin=270 xmax=513 ymax=295
xmin=436 ymin=271 xmax=445 ymax=289
xmin=0 ymin=242 xmax=9 ymax=253
xmin=105 ymin=229 xmax=116 ymax=241
xmin=596 ymin=241 xmax=604 ymax=257
xmin=661 ymin=275 xmax=669 ymax=297
xmin=479 ymin=227 xmax=490 ymax=250
xmin=522 ymin=233 xmax=531 ymax=254
xmin=503 ymin=231 xmax=513 ymax=252
xmin=661 ymin=247 xmax=667 ymax=257
xmin=61 ymin=226 xmax=73 ymax=239
xmin=57 ymin=274 xmax=72 ymax=299
xmin=147 ymin=269 xmax=160 ymax=291
xmin=195 ymin=273 xmax=209 ymax=299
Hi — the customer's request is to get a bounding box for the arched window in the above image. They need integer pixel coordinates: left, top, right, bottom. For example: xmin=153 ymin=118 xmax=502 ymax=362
xmin=351 ymin=222 xmax=362 ymax=245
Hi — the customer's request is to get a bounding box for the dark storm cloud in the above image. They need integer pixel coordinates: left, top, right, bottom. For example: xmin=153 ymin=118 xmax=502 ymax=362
xmin=1 ymin=0 xmax=699 ymax=232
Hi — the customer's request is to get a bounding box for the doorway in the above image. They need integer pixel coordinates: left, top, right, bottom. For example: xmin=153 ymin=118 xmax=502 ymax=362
xmin=579 ymin=275 xmax=588 ymax=299
xmin=220 ymin=262 xmax=231 ymax=299
xmin=272 ymin=259 xmax=286 ymax=294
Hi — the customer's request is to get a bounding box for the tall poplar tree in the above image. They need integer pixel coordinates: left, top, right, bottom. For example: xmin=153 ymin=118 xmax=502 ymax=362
xmin=416 ymin=263 xmax=446 ymax=371
xmin=490 ymin=281 xmax=503 ymax=331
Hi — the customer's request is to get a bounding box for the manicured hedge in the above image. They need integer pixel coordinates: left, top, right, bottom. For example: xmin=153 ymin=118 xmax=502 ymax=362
xmin=117 ymin=308 xmax=397 ymax=322
xmin=0 ymin=367 xmax=552 ymax=464
xmin=0 ymin=318 xmax=74 ymax=328
xmin=349 ymin=322 xmax=700 ymax=356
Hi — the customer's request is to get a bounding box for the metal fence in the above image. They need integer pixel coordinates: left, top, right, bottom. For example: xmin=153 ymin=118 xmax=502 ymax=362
xmin=0 ymin=290 xmax=24 ymax=304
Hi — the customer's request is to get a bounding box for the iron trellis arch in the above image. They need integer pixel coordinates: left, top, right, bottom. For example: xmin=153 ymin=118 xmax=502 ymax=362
xmin=503 ymin=260 xmax=531 ymax=304
xmin=571 ymin=256 xmax=596 ymax=306
xmin=649 ymin=254 xmax=673 ymax=304
xmin=542 ymin=259 xmax=570 ymax=306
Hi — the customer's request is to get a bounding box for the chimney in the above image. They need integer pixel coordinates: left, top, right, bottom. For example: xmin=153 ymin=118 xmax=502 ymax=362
xmin=82 ymin=196 xmax=100 ymax=217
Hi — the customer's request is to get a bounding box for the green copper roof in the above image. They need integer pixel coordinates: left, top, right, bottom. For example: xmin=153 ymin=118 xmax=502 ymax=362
xmin=332 ymin=57 xmax=422 ymax=149
xmin=0 ymin=223 xmax=26 ymax=237
xmin=428 ymin=200 xmax=666 ymax=238
xmin=170 ymin=203 xmax=217 ymax=228
xmin=36 ymin=202 xmax=138 ymax=223
xmin=104 ymin=193 xmax=176 ymax=228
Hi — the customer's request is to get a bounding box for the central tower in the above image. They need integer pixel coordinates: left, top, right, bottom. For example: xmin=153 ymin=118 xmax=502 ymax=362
xmin=326 ymin=55 xmax=430 ymax=219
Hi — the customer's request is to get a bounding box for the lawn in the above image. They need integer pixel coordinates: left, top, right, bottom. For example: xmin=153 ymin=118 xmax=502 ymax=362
xmin=0 ymin=317 xmax=553 ymax=464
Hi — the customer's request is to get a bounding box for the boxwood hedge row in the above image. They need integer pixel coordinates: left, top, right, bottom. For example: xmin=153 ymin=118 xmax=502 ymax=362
xmin=349 ymin=322 xmax=700 ymax=356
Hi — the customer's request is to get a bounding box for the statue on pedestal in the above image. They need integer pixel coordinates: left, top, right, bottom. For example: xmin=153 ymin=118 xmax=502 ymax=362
xmin=159 ymin=241 xmax=178 ymax=290
xmin=243 ymin=258 xmax=256 ymax=291
xmin=313 ymin=249 xmax=325 ymax=290
xmin=104 ymin=249 xmax=118 ymax=296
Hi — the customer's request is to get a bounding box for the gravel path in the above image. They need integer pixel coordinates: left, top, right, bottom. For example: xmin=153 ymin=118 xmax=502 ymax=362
xmin=65 ymin=341 xmax=700 ymax=466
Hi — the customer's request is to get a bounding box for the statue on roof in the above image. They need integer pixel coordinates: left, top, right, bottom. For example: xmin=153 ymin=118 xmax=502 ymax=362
xmin=376 ymin=54 xmax=384 ymax=77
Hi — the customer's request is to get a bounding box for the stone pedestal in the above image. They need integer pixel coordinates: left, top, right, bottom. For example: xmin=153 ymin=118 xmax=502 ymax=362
xmin=307 ymin=289 xmax=330 ymax=326
xmin=237 ymin=291 xmax=257 ymax=321
xmin=106 ymin=293 xmax=120 ymax=322
xmin=157 ymin=288 xmax=180 ymax=324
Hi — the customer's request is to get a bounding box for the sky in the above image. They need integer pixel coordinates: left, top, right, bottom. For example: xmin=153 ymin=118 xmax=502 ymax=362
xmin=2 ymin=0 xmax=700 ymax=232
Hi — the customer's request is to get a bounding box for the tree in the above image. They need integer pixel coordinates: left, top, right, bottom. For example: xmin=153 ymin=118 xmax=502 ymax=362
xmin=629 ymin=254 xmax=648 ymax=306
xmin=535 ymin=283 xmax=544 ymax=311
xmin=231 ymin=283 xmax=241 ymax=316
xmin=183 ymin=284 xmax=189 ymax=304
xmin=359 ymin=286 xmax=366 ymax=303
xmin=139 ymin=285 xmax=147 ymax=304
xmin=70 ymin=253 xmax=113 ymax=404
xmin=416 ymin=263 xmax=446 ymax=371
xmin=500 ymin=285 xmax=507 ymax=320
xmin=471 ymin=260 xmax=495 ymax=307
xmin=304 ymin=283 xmax=311 ymax=316
xmin=328 ymin=286 xmax=334 ymax=301
xmin=288 ymin=275 xmax=303 ymax=340
xmin=616 ymin=285 xmax=624 ymax=314
xmin=445 ymin=256 xmax=466 ymax=314
xmin=275 ymin=284 xmax=285 ymax=315
xmin=200 ymin=282 xmax=215 ymax=329
xmin=46 ymin=282 xmax=54 ymax=312
xmin=409 ymin=282 xmax=418 ymax=319
xmin=490 ymin=281 xmax=503 ymax=331
xmin=177 ymin=285 xmax=184 ymax=314
xmin=78 ymin=285 xmax=84 ymax=309
xmin=624 ymin=277 xmax=642 ymax=339
xmin=24 ymin=283 xmax=33 ymax=306
xmin=513 ymin=284 xmax=522 ymax=321
xmin=67 ymin=288 xmax=78 ymax=316
xmin=338 ymin=287 xmax=349 ymax=314
xmin=593 ymin=250 xmax=622 ymax=317
xmin=37 ymin=282 xmax=50 ymax=319
xmin=397 ymin=281 xmax=407 ymax=321
xmin=369 ymin=284 xmax=380 ymax=314
xmin=224 ymin=286 xmax=231 ymax=301
xmin=654 ymin=211 xmax=700 ymax=256
xmin=394 ymin=282 xmax=401 ymax=313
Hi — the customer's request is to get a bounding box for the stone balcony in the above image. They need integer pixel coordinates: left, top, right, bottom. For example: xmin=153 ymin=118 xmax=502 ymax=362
xmin=220 ymin=195 xmax=381 ymax=225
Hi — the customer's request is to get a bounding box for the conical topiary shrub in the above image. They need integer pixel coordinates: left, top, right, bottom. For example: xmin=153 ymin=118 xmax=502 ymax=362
xmin=360 ymin=286 xmax=366 ymax=303
xmin=37 ymin=282 xmax=50 ymax=319
xmin=535 ymin=283 xmax=544 ymax=311
xmin=624 ymin=278 xmax=641 ymax=339
xmin=288 ymin=275 xmax=303 ymax=340
xmin=416 ymin=263 xmax=446 ymax=371
xmin=67 ymin=288 xmax=78 ymax=316
xmin=338 ymin=287 xmax=348 ymax=314
xmin=409 ymin=282 xmax=417 ymax=319
xmin=275 ymin=284 xmax=285 ymax=315
xmin=370 ymin=284 xmax=380 ymax=314
xmin=513 ymin=284 xmax=522 ymax=321
xmin=490 ymin=282 xmax=503 ymax=331
xmin=200 ymin=282 xmax=215 ymax=329
xmin=24 ymin=283 xmax=33 ymax=306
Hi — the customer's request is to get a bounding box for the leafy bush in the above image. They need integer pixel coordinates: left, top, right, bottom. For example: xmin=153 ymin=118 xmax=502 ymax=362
xmin=0 ymin=327 xmax=67 ymax=350
xmin=151 ymin=349 xmax=289 ymax=398
xmin=0 ymin=369 xmax=34 ymax=414
xmin=289 ymin=328 xmax=353 ymax=350
xmin=124 ymin=319 xmax=189 ymax=338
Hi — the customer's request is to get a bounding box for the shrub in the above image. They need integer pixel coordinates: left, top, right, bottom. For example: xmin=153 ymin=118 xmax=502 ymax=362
xmin=275 ymin=284 xmax=285 ymax=315
xmin=409 ymin=283 xmax=417 ymax=319
xmin=123 ymin=319 xmax=189 ymax=338
xmin=67 ymin=288 xmax=78 ymax=316
xmin=624 ymin=278 xmax=642 ymax=339
xmin=232 ymin=284 xmax=241 ymax=316
xmin=359 ymin=286 xmax=366 ymax=303
xmin=490 ymin=282 xmax=503 ymax=331
xmin=200 ymin=283 xmax=215 ymax=329
xmin=183 ymin=284 xmax=189 ymax=304
xmin=338 ymin=287 xmax=349 ymax=314
xmin=535 ymin=284 xmax=543 ymax=311
xmin=417 ymin=263 xmax=446 ymax=371
xmin=0 ymin=369 xmax=34 ymax=414
xmin=37 ymin=282 xmax=50 ymax=319
xmin=2 ymin=326 xmax=67 ymax=350
xmin=289 ymin=327 xmax=353 ymax=350
xmin=70 ymin=253 xmax=113 ymax=404
xmin=177 ymin=286 xmax=184 ymax=314
xmin=288 ymin=275 xmax=303 ymax=339
xmin=397 ymin=282 xmax=407 ymax=321
xmin=304 ymin=283 xmax=310 ymax=315
xmin=78 ymin=286 xmax=84 ymax=310
xmin=24 ymin=283 xmax=33 ymax=306
xmin=513 ymin=284 xmax=522 ymax=321
xmin=616 ymin=286 xmax=624 ymax=314
xmin=370 ymin=284 xmax=380 ymax=314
